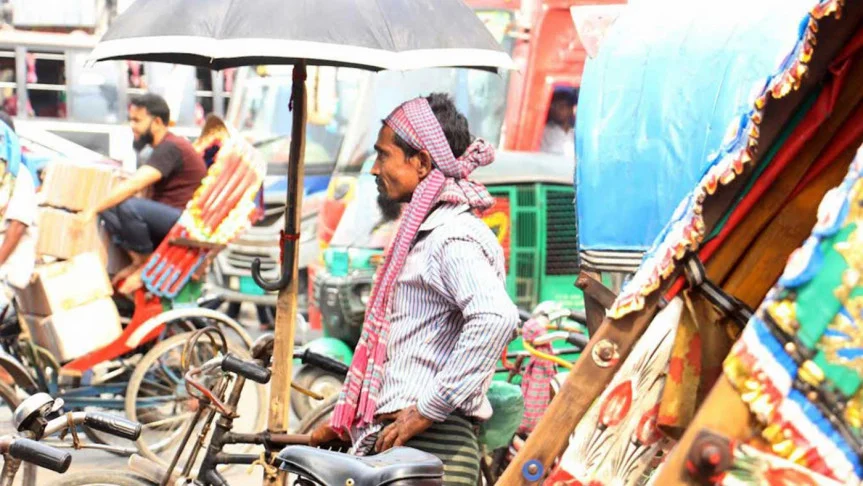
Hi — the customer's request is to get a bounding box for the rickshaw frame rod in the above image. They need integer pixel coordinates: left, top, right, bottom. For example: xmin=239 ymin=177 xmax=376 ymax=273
xmin=576 ymin=270 xmax=617 ymax=336
xmin=221 ymin=431 xmax=310 ymax=448
xmin=575 ymin=271 xmax=617 ymax=309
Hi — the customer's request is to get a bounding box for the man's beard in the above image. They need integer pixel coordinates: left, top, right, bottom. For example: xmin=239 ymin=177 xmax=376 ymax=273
xmin=377 ymin=191 xmax=402 ymax=222
xmin=133 ymin=121 xmax=155 ymax=152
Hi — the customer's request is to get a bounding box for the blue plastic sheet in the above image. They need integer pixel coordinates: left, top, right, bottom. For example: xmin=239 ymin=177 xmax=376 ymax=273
xmin=576 ymin=0 xmax=821 ymax=251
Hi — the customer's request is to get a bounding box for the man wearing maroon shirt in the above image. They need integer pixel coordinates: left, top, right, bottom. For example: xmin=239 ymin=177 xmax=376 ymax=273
xmin=74 ymin=93 xmax=207 ymax=293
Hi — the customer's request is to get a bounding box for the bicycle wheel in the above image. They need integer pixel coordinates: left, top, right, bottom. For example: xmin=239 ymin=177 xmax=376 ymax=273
xmin=125 ymin=332 xmax=267 ymax=468
xmin=291 ymin=366 xmax=343 ymax=421
xmin=154 ymin=308 xmax=253 ymax=349
xmin=297 ymin=393 xmax=338 ymax=434
xmin=45 ymin=471 xmax=155 ymax=486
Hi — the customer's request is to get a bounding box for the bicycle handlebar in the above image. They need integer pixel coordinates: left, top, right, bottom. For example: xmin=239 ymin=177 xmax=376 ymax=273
xmin=83 ymin=413 xmax=142 ymax=442
xmin=0 ymin=437 xmax=71 ymax=473
xmin=40 ymin=412 xmax=141 ymax=441
xmin=297 ymin=349 xmax=350 ymax=377
xmin=222 ymin=353 xmax=271 ymax=384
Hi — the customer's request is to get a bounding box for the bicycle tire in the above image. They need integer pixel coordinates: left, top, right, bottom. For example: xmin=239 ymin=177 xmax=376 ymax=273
xmin=291 ymin=366 xmax=343 ymax=422
xmin=125 ymin=332 xmax=267 ymax=468
xmin=44 ymin=471 xmax=155 ymax=486
xmin=297 ymin=393 xmax=339 ymax=434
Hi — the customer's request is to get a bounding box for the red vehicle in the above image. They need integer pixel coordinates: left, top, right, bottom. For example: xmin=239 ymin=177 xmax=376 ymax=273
xmin=307 ymin=0 xmax=625 ymax=330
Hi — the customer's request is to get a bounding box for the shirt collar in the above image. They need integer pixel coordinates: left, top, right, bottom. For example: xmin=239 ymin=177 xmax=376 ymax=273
xmin=418 ymin=203 xmax=471 ymax=232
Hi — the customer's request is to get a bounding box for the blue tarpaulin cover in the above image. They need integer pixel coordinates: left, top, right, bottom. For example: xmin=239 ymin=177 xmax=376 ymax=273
xmin=576 ymin=0 xmax=821 ymax=251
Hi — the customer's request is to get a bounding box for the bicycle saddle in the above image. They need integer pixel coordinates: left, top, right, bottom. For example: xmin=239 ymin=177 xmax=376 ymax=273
xmin=276 ymin=446 xmax=443 ymax=486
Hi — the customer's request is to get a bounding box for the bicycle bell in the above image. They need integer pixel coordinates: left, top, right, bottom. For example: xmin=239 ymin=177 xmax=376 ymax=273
xmin=13 ymin=392 xmax=64 ymax=435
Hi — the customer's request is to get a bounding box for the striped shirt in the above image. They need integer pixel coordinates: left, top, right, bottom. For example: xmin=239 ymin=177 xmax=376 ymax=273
xmin=352 ymin=203 xmax=519 ymax=451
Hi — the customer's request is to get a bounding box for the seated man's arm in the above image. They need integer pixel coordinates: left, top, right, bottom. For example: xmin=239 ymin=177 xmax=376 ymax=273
xmin=85 ymin=166 xmax=162 ymax=217
xmin=81 ymin=141 xmax=183 ymax=221
xmin=416 ymin=236 xmax=520 ymax=422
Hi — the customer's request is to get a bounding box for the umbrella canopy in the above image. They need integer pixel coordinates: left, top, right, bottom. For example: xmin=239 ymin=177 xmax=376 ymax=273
xmin=90 ymin=0 xmax=514 ymax=71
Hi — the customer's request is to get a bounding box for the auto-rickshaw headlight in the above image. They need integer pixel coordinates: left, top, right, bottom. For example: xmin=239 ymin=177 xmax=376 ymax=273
xmin=357 ymin=284 xmax=371 ymax=305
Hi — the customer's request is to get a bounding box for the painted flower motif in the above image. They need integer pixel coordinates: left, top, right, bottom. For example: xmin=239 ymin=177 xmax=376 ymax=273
xmin=635 ymin=404 xmax=663 ymax=446
xmin=599 ymin=381 xmax=633 ymax=428
xmin=762 ymin=466 xmax=819 ymax=486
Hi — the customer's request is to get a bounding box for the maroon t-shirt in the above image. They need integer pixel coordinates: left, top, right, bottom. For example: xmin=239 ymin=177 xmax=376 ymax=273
xmin=145 ymin=133 xmax=207 ymax=210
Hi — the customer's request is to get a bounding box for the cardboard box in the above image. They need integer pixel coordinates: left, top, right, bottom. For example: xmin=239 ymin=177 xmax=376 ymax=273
xmin=15 ymin=252 xmax=113 ymax=316
xmin=36 ymin=207 xmax=108 ymax=264
xmin=40 ymin=163 xmax=127 ymax=212
xmin=101 ymin=230 xmax=132 ymax=277
xmin=22 ymin=298 xmax=122 ymax=362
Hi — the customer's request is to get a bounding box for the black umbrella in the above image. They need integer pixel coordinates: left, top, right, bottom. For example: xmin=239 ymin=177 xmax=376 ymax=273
xmin=90 ymin=0 xmax=513 ymax=71
xmin=91 ymin=0 xmax=512 ymax=477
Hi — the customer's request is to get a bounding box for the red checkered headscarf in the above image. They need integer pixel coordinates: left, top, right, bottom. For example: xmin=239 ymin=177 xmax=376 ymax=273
xmin=331 ymin=97 xmax=495 ymax=433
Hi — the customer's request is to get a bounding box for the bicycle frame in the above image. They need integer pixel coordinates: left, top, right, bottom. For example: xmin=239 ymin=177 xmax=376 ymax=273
xmin=2 ymin=290 xmax=250 ymax=416
xmin=145 ymin=328 xmax=309 ymax=486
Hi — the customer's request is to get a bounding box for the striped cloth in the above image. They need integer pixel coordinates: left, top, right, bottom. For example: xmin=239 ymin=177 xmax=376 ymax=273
xmin=331 ymin=97 xmax=506 ymax=435
xmin=349 ymin=203 xmax=518 ymax=453
xmin=517 ymin=318 xmax=555 ymax=434
xmin=395 ymin=415 xmax=482 ymax=486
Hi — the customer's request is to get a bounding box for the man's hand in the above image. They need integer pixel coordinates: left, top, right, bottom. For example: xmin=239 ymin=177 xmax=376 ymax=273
xmin=374 ymin=406 xmax=434 ymax=453
xmin=309 ymin=423 xmax=349 ymax=447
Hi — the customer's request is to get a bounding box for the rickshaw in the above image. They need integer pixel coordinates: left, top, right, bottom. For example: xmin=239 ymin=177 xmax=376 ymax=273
xmin=500 ymin=0 xmax=863 ymax=484
xmin=0 ymin=116 xmax=264 ymax=463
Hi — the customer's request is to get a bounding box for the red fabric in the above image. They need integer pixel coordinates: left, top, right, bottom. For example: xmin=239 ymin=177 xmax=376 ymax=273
xmin=790 ymin=101 xmax=863 ymax=200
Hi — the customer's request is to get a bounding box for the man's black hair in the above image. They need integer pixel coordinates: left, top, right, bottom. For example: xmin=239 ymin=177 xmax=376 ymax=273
xmin=0 ymin=110 xmax=14 ymax=132
xmin=390 ymin=92 xmax=472 ymax=160
xmin=551 ymin=88 xmax=578 ymax=106
xmin=130 ymin=93 xmax=171 ymax=125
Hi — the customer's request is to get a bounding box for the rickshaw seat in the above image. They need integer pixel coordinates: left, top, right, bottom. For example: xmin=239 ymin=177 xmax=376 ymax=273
xmin=140 ymin=118 xmax=265 ymax=300
xmin=276 ymin=446 xmax=443 ymax=486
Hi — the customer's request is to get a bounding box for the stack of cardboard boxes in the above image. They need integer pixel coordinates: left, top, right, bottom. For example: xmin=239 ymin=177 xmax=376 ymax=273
xmin=15 ymin=253 xmax=123 ymax=362
xmin=15 ymin=162 xmax=130 ymax=362
xmin=36 ymin=162 xmax=128 ymax=265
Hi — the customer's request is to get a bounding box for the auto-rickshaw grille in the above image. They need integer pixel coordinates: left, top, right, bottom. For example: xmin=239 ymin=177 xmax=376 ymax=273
xmin=544 ymin=188 xmax=580 ymax=276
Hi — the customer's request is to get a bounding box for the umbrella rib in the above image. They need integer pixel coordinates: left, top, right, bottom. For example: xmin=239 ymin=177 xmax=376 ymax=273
xmin=372 ymin=0 xmax=399 ymax=52
xmin=211 ymin=0 xmax=239 ymax=44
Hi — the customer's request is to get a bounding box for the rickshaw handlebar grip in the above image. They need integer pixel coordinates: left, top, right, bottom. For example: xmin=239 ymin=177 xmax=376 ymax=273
xmin=9 ymin=438 xmax=71 ymax=473
xmin=222 ymin=353 xmax=272 ymax=384
xmin=566 ymin=333 xmax=589 ymax=350
xmin=300 ymin=349 xmax=350 ymax=377
xmin=84 ymin=413 xmax=143 ymax=441
xmin=569 ymin=310 xmax=587 ymax=324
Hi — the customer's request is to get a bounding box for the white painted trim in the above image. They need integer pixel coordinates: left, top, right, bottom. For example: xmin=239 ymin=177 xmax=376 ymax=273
xmin=89 ymin=36 xmax=515 ymax=71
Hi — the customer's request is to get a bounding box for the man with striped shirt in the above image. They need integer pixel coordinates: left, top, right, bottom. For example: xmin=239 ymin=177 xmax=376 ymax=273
xmin=312 ymin=93 xmax=519 ymax=484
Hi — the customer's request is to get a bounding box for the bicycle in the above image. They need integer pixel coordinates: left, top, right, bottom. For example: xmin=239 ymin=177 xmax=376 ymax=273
xmin=4 ymin=391 xmax=143 ymax=486
xmin=72 ymin=326 xmax=442 ymax=486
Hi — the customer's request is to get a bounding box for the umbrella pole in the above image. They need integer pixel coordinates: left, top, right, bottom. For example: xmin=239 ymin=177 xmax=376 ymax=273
xmin=265 ymin=60 xmax=307 ymax=486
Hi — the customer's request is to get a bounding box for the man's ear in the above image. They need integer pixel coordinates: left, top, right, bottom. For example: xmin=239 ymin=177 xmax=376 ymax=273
xmin=416 ymin=150 xmax=433 ymax=178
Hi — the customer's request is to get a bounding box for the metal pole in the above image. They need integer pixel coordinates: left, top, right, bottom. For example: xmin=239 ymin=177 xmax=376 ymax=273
xmin=212 ymin=71 xmax=225 ymax=117
xmin=14 ymin=47 xmax=27 ymax=118
xmin=264 ymin=60 xmax=306 ymax=486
